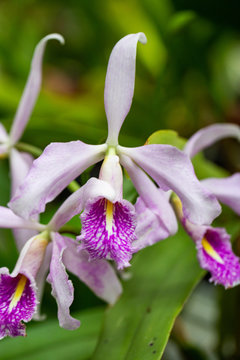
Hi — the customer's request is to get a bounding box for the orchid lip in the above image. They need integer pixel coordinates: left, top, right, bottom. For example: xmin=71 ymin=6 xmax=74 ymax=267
xmin=201 ymin=237 xmax=224 ymax=264
xmin=8 ymin=274 xmax=28 ymax=312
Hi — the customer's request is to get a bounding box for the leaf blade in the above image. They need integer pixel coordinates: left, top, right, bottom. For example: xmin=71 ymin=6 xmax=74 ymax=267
xmin=93 ymin=228 xmax=204 ymax=360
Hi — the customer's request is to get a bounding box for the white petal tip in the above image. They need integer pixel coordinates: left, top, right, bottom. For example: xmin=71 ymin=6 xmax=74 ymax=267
xmin=41 ymin=33 xmax=65 ymax=46
xmin=138 ymin=32 xmax=147 ymax=44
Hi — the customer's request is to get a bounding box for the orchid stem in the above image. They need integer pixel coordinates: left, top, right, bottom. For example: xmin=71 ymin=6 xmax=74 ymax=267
xmin=16 ymin=142 xmax=42 ymax=157
xmin=68 ymin=180 xmax=81 ymax=192
xmin=15 ymin=142 xmax=81 ymax=193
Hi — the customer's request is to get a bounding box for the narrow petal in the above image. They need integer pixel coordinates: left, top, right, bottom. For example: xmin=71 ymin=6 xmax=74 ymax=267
xmin=63 ymin=236 xmax=122 ymax=305
xmin=49 ymin=178 xmax=115 ymax=231
xmin=120 ymin=154 xmax=178 ymax=244
xmin=105 ymin=33 xmax=147 ymax=146
xmin=119 ymin=145 xmax=221 ymax=225
xmin=9 ymin=34 xmax=64 ymax=144
xmin=196 ymin=227 xmax=240 ymax=288
xmin=47 ymin=232 xmax=80 ymax=330
xmin=0 ymin=269 xmax=37 ymax=339
xmin=9 ymin=141 xmax=107 ymax=219
xmin=201 ymin=174 xmax=240 ymax=215
xmin=79 ymin=197 xmax=136 ymax=269
xmin=0 ymin=206 xmax=44 ymax=231
xmin=184 ymin=123 xmax=240 ymax=158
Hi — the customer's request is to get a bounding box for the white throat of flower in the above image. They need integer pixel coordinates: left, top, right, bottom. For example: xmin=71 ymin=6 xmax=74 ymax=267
xmin=99 ymin=147 xmax=123 ymax=201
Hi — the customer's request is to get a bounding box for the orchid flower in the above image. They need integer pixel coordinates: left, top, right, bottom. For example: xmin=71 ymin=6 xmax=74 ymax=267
xmin=10 ymin=33 xmax=221 ymax=269
xmin=172 ymin=123 xmax=240 ymax=288
xmin=0 ymin=178 xmax=122 ymax=339
xmin=0 ymin=34 xmax=64 ymax=251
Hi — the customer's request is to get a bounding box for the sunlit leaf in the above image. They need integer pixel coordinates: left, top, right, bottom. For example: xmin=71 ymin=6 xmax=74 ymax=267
xmin=146 ymin=129 xmax=186 ymax=149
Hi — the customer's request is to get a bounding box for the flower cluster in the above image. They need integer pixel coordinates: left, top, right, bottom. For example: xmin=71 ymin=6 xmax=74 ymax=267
xmin=0 ymin=31 xmax=239 ymax=339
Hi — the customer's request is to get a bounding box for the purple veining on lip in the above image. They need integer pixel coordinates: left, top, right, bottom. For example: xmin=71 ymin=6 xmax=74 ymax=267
xmin=79 ymin=197 xmax=136 ymax=269
xmin=0 ymin=273 xmax=36 ymax=339
xmin=196 ymin=228 xmax=240 ymax=288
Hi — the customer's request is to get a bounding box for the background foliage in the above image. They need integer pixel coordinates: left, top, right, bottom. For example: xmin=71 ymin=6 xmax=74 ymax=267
xmin=0 ymin=0 xmax=239 ymax=359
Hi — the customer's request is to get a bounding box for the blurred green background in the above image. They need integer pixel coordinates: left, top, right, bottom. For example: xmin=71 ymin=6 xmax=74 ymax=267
xmin=0 ymin=0 xmax=240 ymax=359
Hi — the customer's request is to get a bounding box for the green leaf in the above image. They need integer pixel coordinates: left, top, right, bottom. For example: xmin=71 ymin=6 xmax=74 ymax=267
xmin=192 ymin=153 xmax=228 ymax=180
xmin=92 ymin=227 xmax=204 ymax=360
xmin=0 ymin=159 xmax=10 ymax=206
xmin=146 ymin=129 xmax=186 ymax=149
xmin=0 ymin=307 xmax=104 ymax=360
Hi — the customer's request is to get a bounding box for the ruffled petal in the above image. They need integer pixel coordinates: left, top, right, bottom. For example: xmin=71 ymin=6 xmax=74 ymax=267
xmin=171 ymin=196 xmax=240 ymax=288
xmin=195 ymin=227 xmax=240 ymax=288
xmin=119 ymin=144 xmax=221 ymax=225
xmin=79 ymin=197 xmax=136 ymax=269
xmin=47 ymin=232 xmax=80 ymax=330
xmin=49 ymin=178 xmax=115 ymax=231
xmin=9 ymin=34 xmax=64 ymax=144
xmin=184 ymin=123 xmax=240 ymax=158
xmin=9 ymin=141 xmax=107 ymax=219
xmin=105 ymin=33 xmax=147 ymax=146
xmin=120 ymin=154 xmax=177 ymax=246
xmin=201 ymin=174 xmax=240 ymax=215
xmin=63 ymin=236 xmax=122 ymax=305
xmin=0 ymin=232 xmax=49 ymax=339
xmin=0 ymin=269 xmax=37 ymax=339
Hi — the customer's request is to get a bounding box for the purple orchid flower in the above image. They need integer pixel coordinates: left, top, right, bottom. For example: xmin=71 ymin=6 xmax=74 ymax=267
xmin=0 ymin=34 xmax=64 ymax=251
xmin=0 ymin=178 xmax=122 ymax=339
xmin=9 ymin=33 xmax=221 ymax=269
xmin=173 ymin=123 xmax=240 ymax=288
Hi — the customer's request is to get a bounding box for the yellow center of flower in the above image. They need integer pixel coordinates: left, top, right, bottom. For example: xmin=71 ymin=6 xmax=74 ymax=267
xmin=9 ymin=275 xmax=27 ymax=312
xmin=105 ymin=200 xmax=114 ymax=235
xmin=201 ymin=237 xmax=224 ymax=264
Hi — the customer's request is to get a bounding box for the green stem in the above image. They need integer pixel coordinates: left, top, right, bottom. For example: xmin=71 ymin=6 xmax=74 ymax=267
xmin=68 ymin=180 xmax=81 ymax=192
xmin=16 ymin=142 xmax=42 ymax=157
xmin=15 ymin=142 xmax=81 ymax=193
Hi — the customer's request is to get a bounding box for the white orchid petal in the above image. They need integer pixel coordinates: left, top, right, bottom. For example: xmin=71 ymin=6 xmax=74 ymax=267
xmin=9 ymin=34 xmax=64 ymax=144
xmin=105 ymin=32 xmax=147 ymax=146
xmin=184 ymin=123 xmax=240 ymax=158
